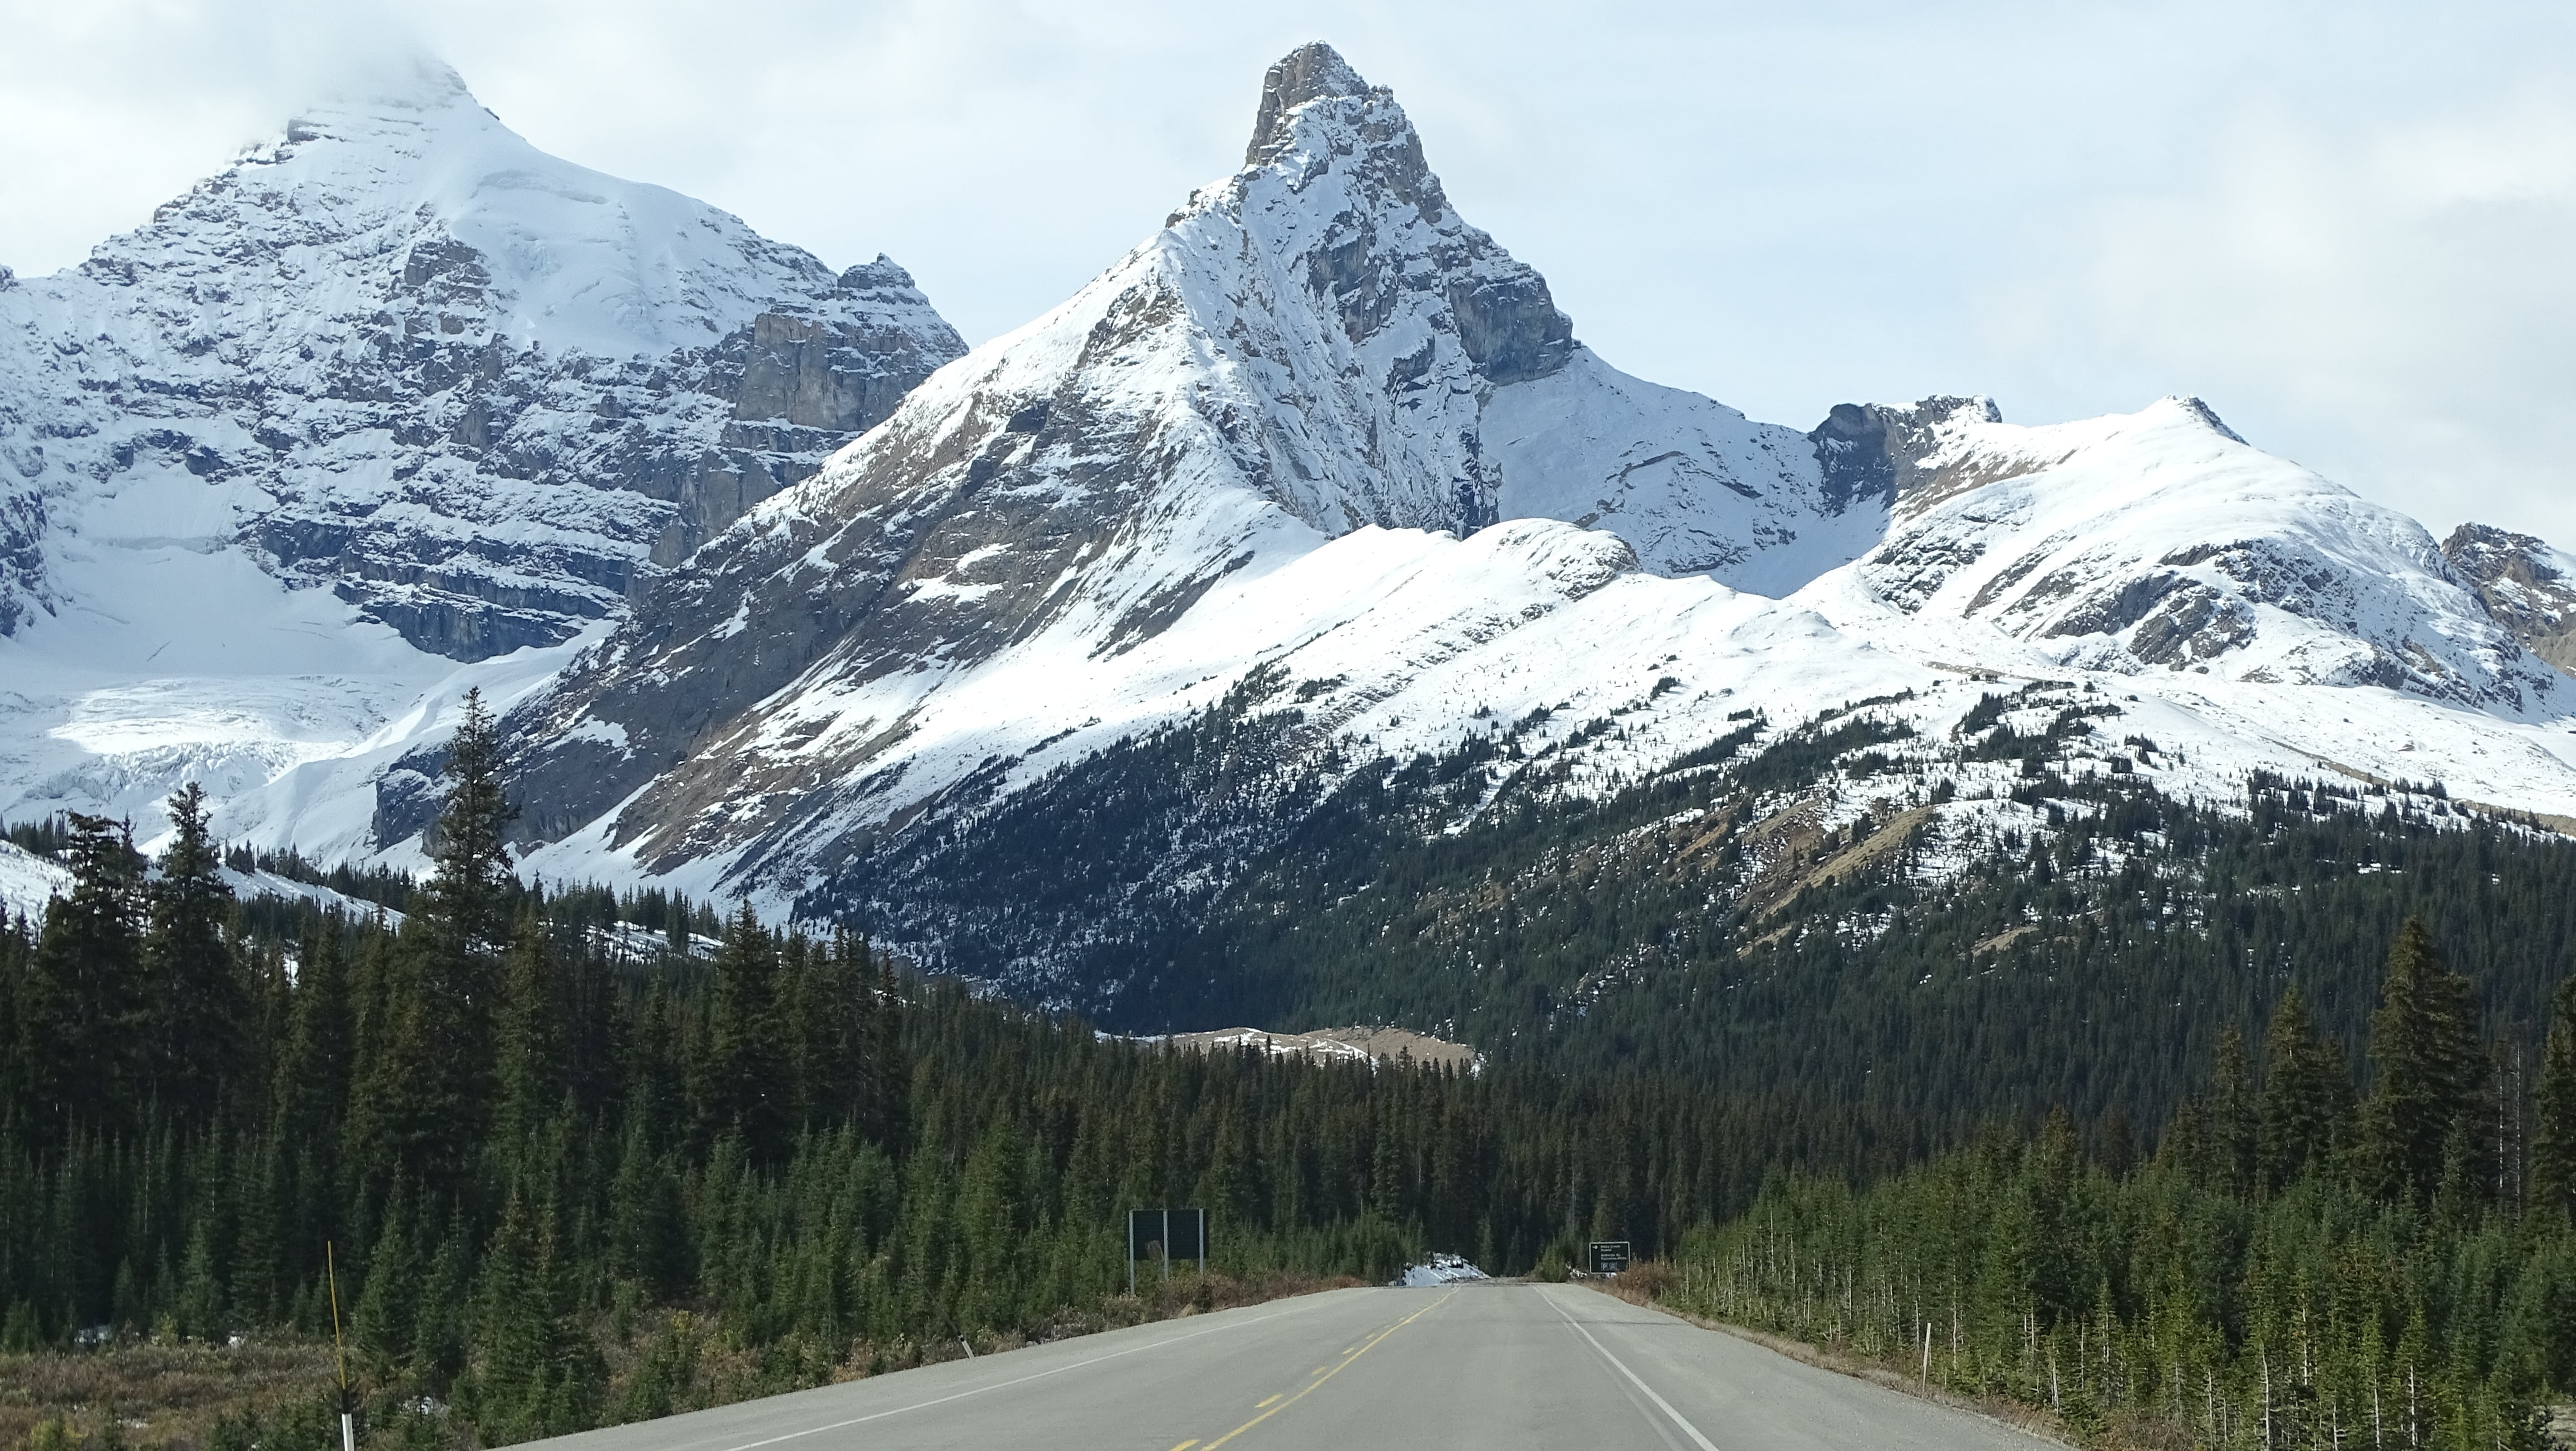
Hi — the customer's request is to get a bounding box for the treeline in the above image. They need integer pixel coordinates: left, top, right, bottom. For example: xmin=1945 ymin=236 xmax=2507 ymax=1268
xmin=0 ymin=694 xmax=1914 ymax=1450
xmin=1660 ymin=921 xmax=2576 ymax=1449
xmin=1207 ymin=710 xmax=2576 ymax=1139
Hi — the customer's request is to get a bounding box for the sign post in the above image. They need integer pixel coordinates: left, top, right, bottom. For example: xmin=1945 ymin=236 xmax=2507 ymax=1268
xmin=1128 ymin=1207 xmax=1208 ymax=1292
xmin=1587 ymin=1241 xmax=1632 ymax=1276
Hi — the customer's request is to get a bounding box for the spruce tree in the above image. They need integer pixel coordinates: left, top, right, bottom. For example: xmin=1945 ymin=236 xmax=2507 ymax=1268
xmin=492 ymin=905 xmax=567 ymax=1167
xmin=271 ymin=918 xmax=352 ymax=1159
xmin=2355 ymin=918 xmax=2487 ymax=1204
xmin=141 ymin=785 xmax=245 ymax=1122
xmin=2257 ymin=985 xmax=2353 ymax=1194
xmin=357 ymin=691 xmax=520 ymax=1195
xmin=696 ymin=902 xmax=789 ymax=1164
xmin=2533 ymin=975 xmax=2576 ymax=1222
xmin=2206 ymin=1026 xmax=2256 ymax=1198
xmin=419 ymin=689 xmax=517 ymax=958
xmin=19 ymin=813 xmax=146 ymax=1139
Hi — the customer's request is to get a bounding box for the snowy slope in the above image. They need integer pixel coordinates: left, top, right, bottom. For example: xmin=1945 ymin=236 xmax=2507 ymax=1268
xmin=15 ymin=40 xmax=2576 ymax=958
xmin=452 ymin=46 xmax=2576 ymax=924
xmin=482 ymin=42 xmax=1891 ymax=889
xmin=0 ymin=840 xmax=72 ymax=921
xmin=0 ymin=61 xmax=958 ymax=842
xmin=1794 ymin=397 xmax=2559 ymax=713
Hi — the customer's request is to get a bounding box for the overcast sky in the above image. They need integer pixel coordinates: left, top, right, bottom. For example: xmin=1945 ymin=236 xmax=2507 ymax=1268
xmin=4 ymin=0 xmax=2570 ymax=544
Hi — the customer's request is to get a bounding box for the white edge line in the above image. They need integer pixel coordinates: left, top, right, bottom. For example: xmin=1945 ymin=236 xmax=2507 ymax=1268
xmin=1546 ymin=1288 xmax=1724 ymax=1451
xmin=695 ymin=1292 xmax=1344 ymax=1451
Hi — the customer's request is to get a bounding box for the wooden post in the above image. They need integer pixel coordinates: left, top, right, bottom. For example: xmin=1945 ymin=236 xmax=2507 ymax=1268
xmin=328 ymin=1242 xmax=354 ymax=1451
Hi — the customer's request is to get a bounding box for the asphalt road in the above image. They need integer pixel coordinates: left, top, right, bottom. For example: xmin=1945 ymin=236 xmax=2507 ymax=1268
xmin=532 ymin=1283 xmax=2045 ymax=1451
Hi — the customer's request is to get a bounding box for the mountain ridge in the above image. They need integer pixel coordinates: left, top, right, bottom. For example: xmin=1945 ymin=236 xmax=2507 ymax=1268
xmin=0 ymin=62 xmax=962 ymax=834
xmin=7 ymin=44 xmax=2576 ymax=1037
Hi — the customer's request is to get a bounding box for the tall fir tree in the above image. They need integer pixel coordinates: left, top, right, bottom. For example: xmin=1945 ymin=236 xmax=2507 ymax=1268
xmin=2256 ymin=984 xmax=2354 ymax=1194
xmin=2533 ymin=975 xmax=2576 ymax=1223
xmin=18 ymin=813 xmax=146 ymax=1139
xmin=418 ymin=689 xmax=517 ymax=959
xmin=2355 ymin=918 xmax=2488 ymax=1204
xmin=695 ymin=902 xmax=789 ymax=1164
xmin=2205 ymin=1024 xmax=2257 ymax=1198
xmin=140 ymin=784 xmax=245 ymax=1123
xmin=349 ymin=692 xmax=520 ymax=1197
xmin=271 ymin=918 xmax=352 ymax=1155
xmin=492 ymin=904 xmax=568 ymax=1170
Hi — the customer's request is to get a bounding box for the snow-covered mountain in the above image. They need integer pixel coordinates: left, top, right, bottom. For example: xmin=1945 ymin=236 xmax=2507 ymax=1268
xmin=11 ymin=41 xmax=2576 ymax=1004
xmin=435 ymin=44 xmax=2576 ymax=935
xmin=0 ymin=61 xmax=961 ymax=832
xmin=469 ymin=42 xmax=1890 ymax=881
xmin=1797 ymin=396 xmax=2559 ymax=710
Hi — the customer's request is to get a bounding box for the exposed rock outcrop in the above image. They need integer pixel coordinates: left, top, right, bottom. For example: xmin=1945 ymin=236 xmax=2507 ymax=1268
xmin=2442 ymin=523 xmax=2576 ymax=675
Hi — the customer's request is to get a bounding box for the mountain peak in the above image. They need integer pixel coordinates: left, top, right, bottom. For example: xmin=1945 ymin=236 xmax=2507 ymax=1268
xmin=283 ymin=54 xmax=478 ymax=134
xmin=1246 ymin=42 xmax=1374 ymax=163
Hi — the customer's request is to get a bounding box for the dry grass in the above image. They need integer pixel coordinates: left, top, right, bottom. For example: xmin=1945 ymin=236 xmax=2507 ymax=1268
xmin=0 ymin=1338 xmax=338 ymax=1451
xmin=0 ymin=1271 xmax=1368 ymax=1451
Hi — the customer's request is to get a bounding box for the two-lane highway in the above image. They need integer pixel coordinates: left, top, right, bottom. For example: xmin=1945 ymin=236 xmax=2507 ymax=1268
xmin=531 ymin=1284 xmax=2043 ymax=1450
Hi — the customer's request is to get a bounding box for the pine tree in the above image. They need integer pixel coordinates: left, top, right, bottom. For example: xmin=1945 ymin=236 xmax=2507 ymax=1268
xmin=17 ymin=813 xmax=146 ymax=1139
xmin=353 ymin=692 xmax=520 ymax=1195
xmin=2206 ymin=1026 xmax=2256 ymax=1198
xmin=2355 ymin=919 xmax=2488 ymax=1205
xmin=866 ymin=951 xmax=909 ymax=1152
xmin=696 ymin=902 xmax=789 ymax=1164
xmin=789 ymin=931 xmax=870 ymax=1131
xmin=492 ymin=906 xmax=568 ymax=1166
xmin=2533 ymin=975 xmax=2576 ymax=1223
xmin=271 ymin=919 xmax=352 ymax=1160
xmin=2257 ymin=985 xmax=2354 ymax=1194
xmin=418 ymin=689 xmax=517 ymax=959
xmin=140 ymin=785 xmax=245 ymax=1123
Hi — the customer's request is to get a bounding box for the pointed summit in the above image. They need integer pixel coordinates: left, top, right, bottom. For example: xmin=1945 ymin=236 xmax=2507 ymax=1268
xmin=1246 ymin=42 xmax=1374 ymax=163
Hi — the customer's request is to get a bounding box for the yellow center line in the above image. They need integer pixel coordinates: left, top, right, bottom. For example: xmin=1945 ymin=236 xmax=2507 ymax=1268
xmin=1202 ymin=1291 xmax=1455 ymax=1449
xmin=1310 ymin=1367 xmax=1327 ymax=1376
xmin=1255 ymin=1395 xmax=1282 ymax=1408
xmin=1168 ymin=1443 xmax=1199 ymax=1451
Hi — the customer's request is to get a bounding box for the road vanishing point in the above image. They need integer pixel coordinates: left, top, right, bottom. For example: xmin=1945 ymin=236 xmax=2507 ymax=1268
xmin=530 ymin=1283 xmax=2045 ymax=1450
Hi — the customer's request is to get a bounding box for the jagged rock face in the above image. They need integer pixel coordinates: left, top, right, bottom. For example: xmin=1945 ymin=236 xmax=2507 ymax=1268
xmin=1807 ymin=396 xmax=2002 ymax=512
xmin=2442 ymin=523 xmax=2576 ymax=675
xmin=468 ymin=43 xmax=1885 ymax=877
xmin=0 ymin=66 xmax=962 ymax=660
xmin=1799 ymin=398 xmax=2559 ymax=710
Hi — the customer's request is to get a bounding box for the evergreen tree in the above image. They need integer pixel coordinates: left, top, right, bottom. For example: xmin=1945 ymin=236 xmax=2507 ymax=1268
xmin=418 ymin=689 xmax=517 ymax=958
xmin=17 ymin=813 xmax=146 ymax=1139
xmin=2534 ymin=976 xmax=2576 ymax=1223
xmin=271 ymin=918 xmax=352 ymax=1157
xmin=140 ymin=784 xmax=245 ymax=1122
xmin=695 ymin=902 xmax=789 ymax=1164
xmin=2256 ymin=984 xmax=2353 ymax=1194
xmin=2205 ymin=1025 xmax=2256 ymax=1198
xmin=349 ymin=694 xmax=520 ymax=1196
xmin=492 ymin=906 xmax=567 ymax=1166
xmin=2355 ymin=918 xmax=2488 ymax=1204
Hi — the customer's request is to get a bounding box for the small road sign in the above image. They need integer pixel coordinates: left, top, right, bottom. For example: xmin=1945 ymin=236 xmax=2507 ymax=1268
xmin=1588 ymin=1241 xmax=1632 ymax=1276
xmin=1127 ymin=1207 xmax=1207 ymax=1292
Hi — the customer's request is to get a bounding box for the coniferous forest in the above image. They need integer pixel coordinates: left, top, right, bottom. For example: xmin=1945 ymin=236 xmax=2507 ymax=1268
xmin=0 ymin=698 xmax=1911 ymax=1451
xmin=0 ymin=693 xmax=2573 ymax=1450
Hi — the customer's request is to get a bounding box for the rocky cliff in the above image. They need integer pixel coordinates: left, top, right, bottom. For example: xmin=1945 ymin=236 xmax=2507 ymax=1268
xmin=0 ymin=62 xmax=963 ymax=660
